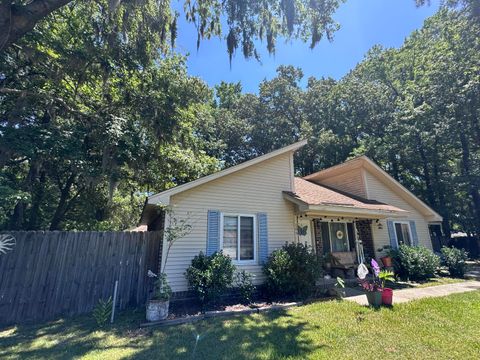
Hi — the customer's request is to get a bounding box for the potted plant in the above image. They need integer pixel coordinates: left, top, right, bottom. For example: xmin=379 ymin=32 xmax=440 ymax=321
xmin=377 ymin=245 xmax=393 ymax=267
xmin=379 ymin=269 xmax=395 ymax=306
xmin=333 ymin=276 xmax=346 ymax=299
xmin=146 ymin=273 xmax=172 ymax=321
xmin=357 ymin=259 xmax=382 ymax=307
xmin=146 ymin=206 xmax=192 ymax=321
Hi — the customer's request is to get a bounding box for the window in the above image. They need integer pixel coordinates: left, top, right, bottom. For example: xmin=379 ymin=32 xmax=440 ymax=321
xmin=221 ymin=214 xmax=256 ymax=263
xmin=394 ymin=222 xmax=412 ymax=246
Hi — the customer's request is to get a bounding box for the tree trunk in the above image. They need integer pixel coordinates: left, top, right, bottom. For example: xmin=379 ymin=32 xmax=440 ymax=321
xmin=417 ymin=135 xmax=436 ymax=208
xmin=0 ymin=0 xmax=72 ymax=52
xmin=432 ymin=157 xmax=451 ymax=238
xmin=459 ymin=131 xmax=480 ymax=239
xmin=389 ymin=153 xmax=400 ymax=181
xmin=49 ymin=174 xmax=75 ymax=230
xmin=28 ymin=170 xmax=46 ymax=230
xmin=9 ymin=202 xmax=25 ymax=230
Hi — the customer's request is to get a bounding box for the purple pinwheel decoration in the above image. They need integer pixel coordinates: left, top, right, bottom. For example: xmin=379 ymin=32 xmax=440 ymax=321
xmin=371 ymin=259 xmax=380 ymax=277
xmin=357 ymin=258 xmax=384 ymax=292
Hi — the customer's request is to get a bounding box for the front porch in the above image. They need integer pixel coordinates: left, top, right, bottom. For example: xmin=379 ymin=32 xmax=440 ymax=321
xmin=301 ymin=215 xmax=380 ymax=278
xmin=284 ymin=177 xmax=411 ymax=278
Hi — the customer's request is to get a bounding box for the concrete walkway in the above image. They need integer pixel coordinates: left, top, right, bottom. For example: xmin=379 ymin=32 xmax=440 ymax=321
xmin=465 ymin=263 xmax=480 ymax=280
xmin=345 ymin=280 xmax=480 ymax=306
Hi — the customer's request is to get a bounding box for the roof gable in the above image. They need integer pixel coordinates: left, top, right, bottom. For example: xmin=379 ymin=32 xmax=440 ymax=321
xmin=304 ymin=156 xmax=442 ymax=221
xmin=148 ymin=140 xmax=307 ymax=205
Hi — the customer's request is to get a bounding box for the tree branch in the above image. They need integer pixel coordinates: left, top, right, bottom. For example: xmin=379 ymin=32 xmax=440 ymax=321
xmin=0 ymin=0 xmax=73 ymax=52
xmin=0 ymin=87 xmax=125 ymax=123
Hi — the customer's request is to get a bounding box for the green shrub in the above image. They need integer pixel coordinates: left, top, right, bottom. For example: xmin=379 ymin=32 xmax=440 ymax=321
xmin=234 ymin=270 xmax=256 ymax=304
xmin=263 ymin=242 xmax=321 ymax=298
xmin=441 ymin=246 xmax=468 ymax=277
xmin=391 ymin=245 xmax=440 ymax=281
xmin=92 ymin=297 xmax=112 ymax=327
xmin=185 ymin=251 xmax=235 ymax=306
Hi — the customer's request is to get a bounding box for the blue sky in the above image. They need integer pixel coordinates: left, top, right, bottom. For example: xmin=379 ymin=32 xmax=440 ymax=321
xmin=174 ymin=0 xmax=441 ymax=93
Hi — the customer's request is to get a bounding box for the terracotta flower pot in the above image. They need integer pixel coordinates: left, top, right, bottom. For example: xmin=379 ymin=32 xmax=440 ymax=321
xmin=380 ymin=256 xmax=393 ymax=267
xmin=366 ymin=291 xmax=382 ymax=307
xmin=382 ymin=288 xmax=393 ymax=306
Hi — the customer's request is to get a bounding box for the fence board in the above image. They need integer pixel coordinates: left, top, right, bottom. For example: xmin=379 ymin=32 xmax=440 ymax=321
xmin=0 ymin=231 xmax=163 ymax=326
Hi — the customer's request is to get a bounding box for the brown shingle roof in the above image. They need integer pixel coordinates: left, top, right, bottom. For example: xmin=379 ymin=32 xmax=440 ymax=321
xmin=286 ymin=178 xmax=407 ymax=213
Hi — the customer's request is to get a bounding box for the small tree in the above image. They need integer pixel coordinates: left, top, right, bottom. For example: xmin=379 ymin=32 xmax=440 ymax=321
xmin=148 ymin=205 xmax=192 ymax=301
xmin=161 ymin=205 xmax=192 ymax=273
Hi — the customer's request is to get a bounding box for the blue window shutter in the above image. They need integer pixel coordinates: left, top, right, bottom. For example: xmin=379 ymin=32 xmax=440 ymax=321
xmin=206 ymin=210 xmax=220 ymax=256
xmin=409 ymin=221 xmax=419 ymax=246
xmin=257 ymin=213 xmax=268 ymax=264
xmin=387 ymin=220 xmax=398 ymax=249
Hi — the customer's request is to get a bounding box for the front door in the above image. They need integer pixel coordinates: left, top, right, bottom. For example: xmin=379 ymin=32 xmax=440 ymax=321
xmin=313 ymin=220 xmax=356 ymax=255
xmin=329 ymin=222 xmax=350 ymax=252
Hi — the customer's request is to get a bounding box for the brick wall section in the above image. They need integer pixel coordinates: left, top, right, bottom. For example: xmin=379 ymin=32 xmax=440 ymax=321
xmin=313 ymin=220 xmax=324 ymax=256
xmin=355 ymin=220 xmax=375 ymax=259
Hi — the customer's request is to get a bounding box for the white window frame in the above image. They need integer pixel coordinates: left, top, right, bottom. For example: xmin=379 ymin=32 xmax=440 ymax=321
xmin=220 ymin=213 xmax=257 ymax=265
xmin=328 ymin=222 xmax=350 ymax=252
xmin=393 ymin=221 xmax=413 ymax=247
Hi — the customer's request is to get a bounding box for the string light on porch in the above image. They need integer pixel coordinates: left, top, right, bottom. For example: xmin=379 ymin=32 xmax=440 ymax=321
xmin=375 ymin=219 xmax=383 ymax=230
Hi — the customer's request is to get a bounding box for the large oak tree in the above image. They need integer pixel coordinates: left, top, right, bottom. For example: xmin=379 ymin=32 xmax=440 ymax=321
xmin=0 ymin=0 xmax=344 ymax=59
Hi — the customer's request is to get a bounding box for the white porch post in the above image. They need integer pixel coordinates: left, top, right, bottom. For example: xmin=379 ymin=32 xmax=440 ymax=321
xmin=354 ymin=221 xmax=365 ymax=264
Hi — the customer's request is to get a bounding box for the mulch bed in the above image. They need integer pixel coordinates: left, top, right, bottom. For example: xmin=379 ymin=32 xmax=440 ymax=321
xmin=140 ymin=300 xmax=305 ymax=328
xmin=166 ymin=297 xmax=303 ymax=320
xmin=140 ymin=285 xmax=345 ymax=328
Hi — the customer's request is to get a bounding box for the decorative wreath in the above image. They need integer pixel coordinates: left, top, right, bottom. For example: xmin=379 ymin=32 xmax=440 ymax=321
xmin=336 ymin=230 xmax=344 ymax=239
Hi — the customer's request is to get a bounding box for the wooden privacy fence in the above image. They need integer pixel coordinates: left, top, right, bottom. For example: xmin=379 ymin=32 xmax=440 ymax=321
xmin=0 ymin=231 xmax=163 ymax=326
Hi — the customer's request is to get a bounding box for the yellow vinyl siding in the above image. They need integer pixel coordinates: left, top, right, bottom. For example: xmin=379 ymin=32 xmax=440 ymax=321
xmin=316 ymin=168 xmax=367 ymax=198
xmin=164 ymin=153 xmax=296 ymax=292
xmin=364 ymin=170 xmax=433 ymax=255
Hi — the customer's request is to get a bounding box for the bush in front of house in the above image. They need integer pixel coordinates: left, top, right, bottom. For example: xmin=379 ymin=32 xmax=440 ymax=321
xmin=441 ymin=246 xmax=469 ymax=277
xmin=185 ymin=251 xmax=235 ymax=307
xmin=390 ymin=244 xmax=440 ymax=281
xmin=234 ymin=270 xmax=256 ymax=304
xmin=263 ymin=242 xmax=321 ymax=298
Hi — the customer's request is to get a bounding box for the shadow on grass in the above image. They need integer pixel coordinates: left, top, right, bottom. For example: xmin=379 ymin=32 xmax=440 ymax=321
xmin=0 ymin=308 xmax=322 ymax=360
xmin=133 ymin=309 xmax=323 ymax=359
xmin=0 ymin=308 xmax=147 ymax=359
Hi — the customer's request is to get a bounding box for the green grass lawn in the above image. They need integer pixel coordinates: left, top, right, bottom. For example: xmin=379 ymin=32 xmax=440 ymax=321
xmin=1 ymin=291 xmax=479 ymax=360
